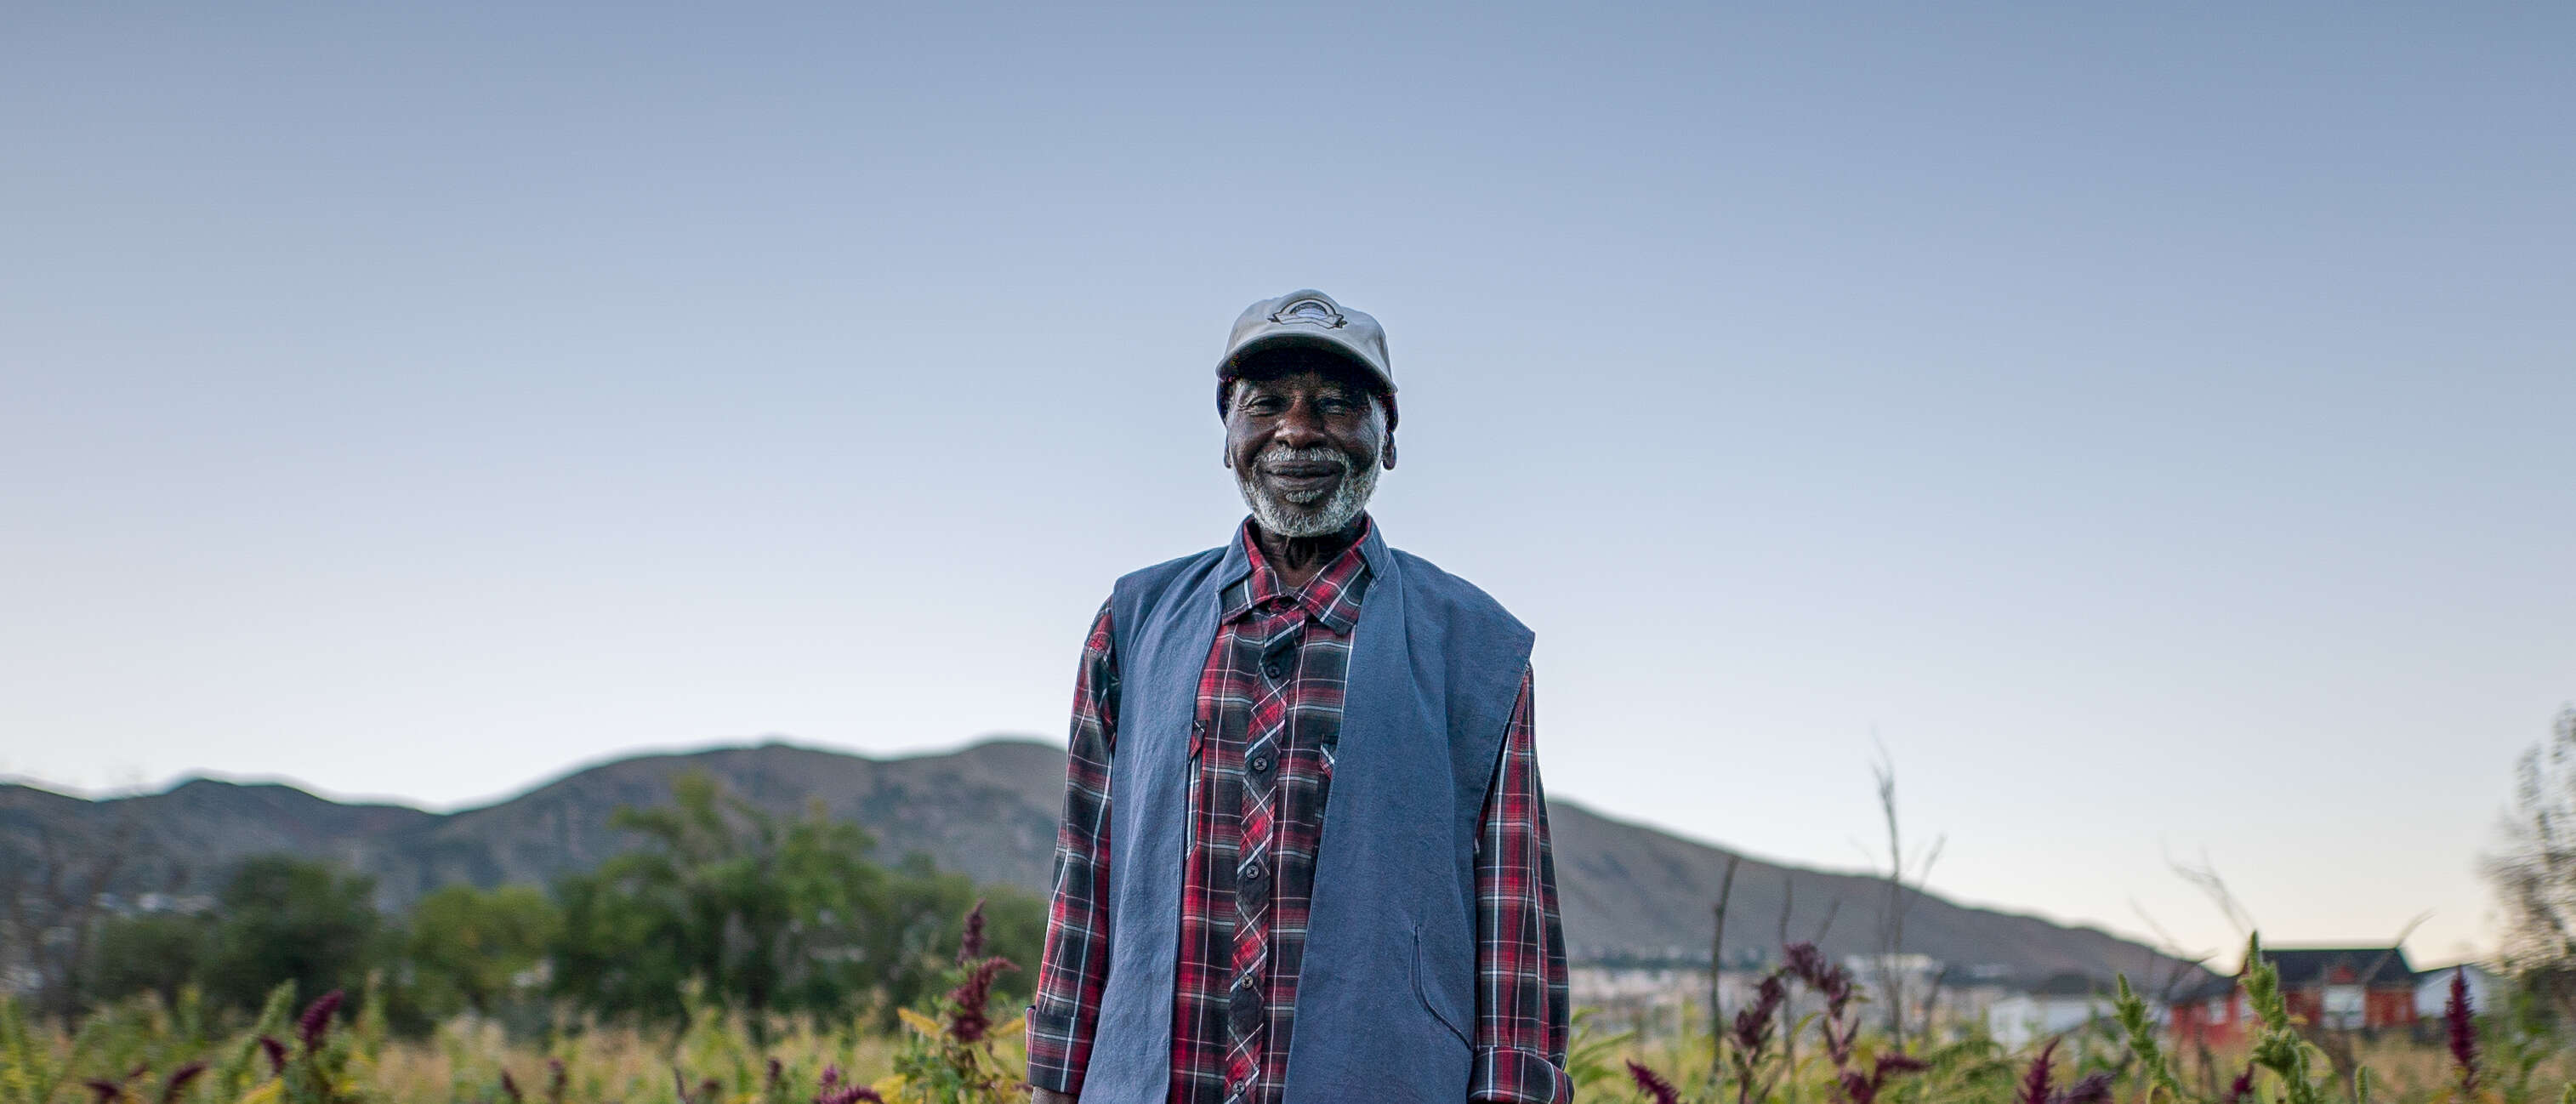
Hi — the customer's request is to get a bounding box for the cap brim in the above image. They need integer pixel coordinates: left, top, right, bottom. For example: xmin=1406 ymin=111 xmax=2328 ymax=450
xmin=1219 ymin=331 xmax=1395 ymax=394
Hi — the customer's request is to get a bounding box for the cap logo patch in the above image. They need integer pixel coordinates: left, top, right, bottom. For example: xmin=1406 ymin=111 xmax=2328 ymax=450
xmin=1269 ymin=296 xmax=1346 ymax=328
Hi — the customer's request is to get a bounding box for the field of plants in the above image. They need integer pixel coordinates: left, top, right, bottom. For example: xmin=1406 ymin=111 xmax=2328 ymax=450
xmin=12 ymin=761 xmax=2576 ymax=1104
xmin=5 ymin=925 xmax=2569 ymax=1104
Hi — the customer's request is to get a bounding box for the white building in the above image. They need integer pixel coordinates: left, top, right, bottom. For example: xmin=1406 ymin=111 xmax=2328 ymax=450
xmin=1986 ymin=972 xmax=2124 ymax=1050
xmin=2414 ymin=964 xmax=2505 ymax=1020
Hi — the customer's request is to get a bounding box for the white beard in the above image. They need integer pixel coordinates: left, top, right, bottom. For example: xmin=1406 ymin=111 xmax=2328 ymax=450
xmin=1237 ymin=444 xmax=1380 ymax=538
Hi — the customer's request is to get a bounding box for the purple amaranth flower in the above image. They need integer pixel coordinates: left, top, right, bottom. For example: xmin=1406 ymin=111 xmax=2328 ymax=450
xmin=814 ymin=1060 xmax=885 ymax=1101
xmin=945 ymin=956 xmax=1018 ymax=1043
xmin=673 ymin=1070 xmax=717 ymax=1104
xmin=297 ymin=990 xmax=345 ymax=1054
xmin=1625 ymin=1060 xmax=1682 ymax=1104
xmin=159 ymin=1061 xmax=208 ymax=1104
xmin=813 ymin=1065 xmax=886 ymax=1104
xmin=257 ymin=1037 xmax=287 ymax=1077
xmin=2445 ymin=968 xmax=2477 ymax=1094
xmin=815 ymin=1071 xmax=884 ymax=1104
xmin=500 ymin=1070 xmax=523 ymax=1104
xmin=1837 ymin=1051 xmax=1931 ymax=1104
xmin=1817 ymin=965 xmax=1855 ymax=1014
xmin=1782 ymin=941 xmax=1853 ymax=1009
xmin=2018 ymin=1039 xmax=2061 ymax=1104
xmin=84 ymin=1079 xmax=122 ymax=1104
xmin=1823 ymin=1015 xmax=1859 ymax=1067
xmin=544 ymin=1058 xmax=566 ymax=1104
xmin=1838 ymin=1070 xmax=1875 ymax=1104
xmin=2222 ymin=1065 xmax=2256 ymax=1104
xmin=764 ymin=1059 xmax=782 ymax=1093
xmin=2058 ymin=1072 xmax=2115 ymax=1104
xmin=1732 ymin=973 xmax=1787 ymax=1054
xmin=1783 ymin=942 xmax=1828 ymax=985
xmin=958 ymin=899 xmax=987 ymax=964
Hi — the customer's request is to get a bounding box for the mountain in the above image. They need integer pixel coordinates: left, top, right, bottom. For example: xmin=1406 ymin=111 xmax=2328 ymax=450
xmin=0 ymin=738 xmax=2199 ymax=985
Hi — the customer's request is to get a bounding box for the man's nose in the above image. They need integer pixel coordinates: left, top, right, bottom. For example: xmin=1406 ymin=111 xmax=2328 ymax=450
xmin=1271 ymin=399 xmax=1328 ymax=445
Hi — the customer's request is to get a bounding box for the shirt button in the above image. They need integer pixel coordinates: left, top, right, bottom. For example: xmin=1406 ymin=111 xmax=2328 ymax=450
xmin=1248 ymin=754 xmax=1273 ymax=774
xmin=1263 ymin=663 xmax=1284 ymax=679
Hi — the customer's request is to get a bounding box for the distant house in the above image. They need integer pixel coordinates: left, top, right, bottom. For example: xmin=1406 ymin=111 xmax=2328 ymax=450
xmin=2166 ymin=972 xmax=2250 ymax=1048
xmin=2169 ymin=946 xmax=2415 ymax=1048
xmin=2413 ymin=963 xmax=2505 ymax=1021
xmin=1987 ymin=972 xmax=2122 ymax=1050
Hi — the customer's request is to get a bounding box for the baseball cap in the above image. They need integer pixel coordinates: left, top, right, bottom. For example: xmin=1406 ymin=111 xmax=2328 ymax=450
xmin=1216 ymin=289 xmax=1396 ymax=406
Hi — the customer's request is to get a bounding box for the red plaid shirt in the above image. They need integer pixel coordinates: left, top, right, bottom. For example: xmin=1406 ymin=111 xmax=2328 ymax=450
xmin=1028 ymin=519 xmax=1570 ymax=1103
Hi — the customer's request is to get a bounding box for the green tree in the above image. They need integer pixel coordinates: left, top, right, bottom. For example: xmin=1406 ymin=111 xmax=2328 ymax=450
xmin=397 ymin=884 xmax=559 ymax=1022
xmin=200 ymin=855 xmax=386 ymax=1016
xmin=546 ymin=772 xmax=1049 ymax=1036
xmin=549 ymin=772 xmax=889 ymax=1033
xmin=82 ymin=910 xmax=211 ymax=1007
xmin=869 ymin=854 xmax=1046 ymax=1020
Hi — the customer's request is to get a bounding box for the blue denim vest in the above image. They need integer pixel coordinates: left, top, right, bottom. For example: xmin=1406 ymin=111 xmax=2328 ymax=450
xmin=1086 ymin=522 xmax=1533 ymax=1102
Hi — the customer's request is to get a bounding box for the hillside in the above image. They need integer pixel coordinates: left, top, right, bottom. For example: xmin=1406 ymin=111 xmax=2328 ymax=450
xmin=0 ymin=738 xmax=2200 ymax=985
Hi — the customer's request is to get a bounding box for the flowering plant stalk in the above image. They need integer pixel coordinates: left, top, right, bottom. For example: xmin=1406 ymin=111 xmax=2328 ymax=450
xmin=2243 ymin=935 xmax=2335 ymax=1104
xmin=876 ymin=902 xmax=1023 ymax=1104
xmin=1629 ymin=942 xmax=1931 ymax=1104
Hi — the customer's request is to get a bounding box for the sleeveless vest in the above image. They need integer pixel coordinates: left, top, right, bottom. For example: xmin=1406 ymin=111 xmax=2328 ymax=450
xmin=1086 ymin=522 xmax=1534 ymax=1102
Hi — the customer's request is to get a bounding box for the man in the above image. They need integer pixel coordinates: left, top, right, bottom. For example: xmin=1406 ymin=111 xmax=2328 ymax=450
xmin=1026 ymin=290 xmax=1570 ymax=1103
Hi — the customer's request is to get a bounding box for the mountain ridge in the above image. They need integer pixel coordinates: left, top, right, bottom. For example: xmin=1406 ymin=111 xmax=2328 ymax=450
xmin=0 ymin=737 xmax=2203 ymax=987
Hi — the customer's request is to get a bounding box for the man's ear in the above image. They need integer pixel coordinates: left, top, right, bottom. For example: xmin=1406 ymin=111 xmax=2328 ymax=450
xmin=1380 ymin=433 xmax=1397 ymax=470
xmin=1218 ymin=380 xmax=1235 ymax=468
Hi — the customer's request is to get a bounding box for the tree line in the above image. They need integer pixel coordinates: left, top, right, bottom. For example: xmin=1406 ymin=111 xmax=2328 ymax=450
xmin=27 ymin=771 xmax=1044 ymax=1037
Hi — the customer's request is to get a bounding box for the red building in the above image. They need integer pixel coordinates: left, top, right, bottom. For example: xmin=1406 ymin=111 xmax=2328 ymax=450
xmin=2168 ymin=946 xmax=2417 ymax=1049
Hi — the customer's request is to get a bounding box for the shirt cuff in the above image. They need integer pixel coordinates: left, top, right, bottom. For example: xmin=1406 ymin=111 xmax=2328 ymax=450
xmin=1469 ymin=1045 xmax=1572 ymax=1104
xmin=1023 ymin=1002 xmax=1088 ymax=1095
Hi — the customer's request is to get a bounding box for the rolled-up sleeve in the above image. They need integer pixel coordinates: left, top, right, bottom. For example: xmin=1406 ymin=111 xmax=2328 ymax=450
xmin=1470 ymin=666 xmax=1572 ymax=1103
xmin=1026 ymin=600 xmax=1119 ymax=1095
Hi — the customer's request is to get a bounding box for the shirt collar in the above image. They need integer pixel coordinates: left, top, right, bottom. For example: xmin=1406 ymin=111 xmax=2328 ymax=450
xmin=1220 ymin=515 xmax=1373 ymax=634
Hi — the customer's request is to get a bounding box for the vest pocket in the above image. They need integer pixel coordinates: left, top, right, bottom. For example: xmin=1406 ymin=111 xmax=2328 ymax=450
xmin=1410 ymin=923 xmax=1472 ymax=1050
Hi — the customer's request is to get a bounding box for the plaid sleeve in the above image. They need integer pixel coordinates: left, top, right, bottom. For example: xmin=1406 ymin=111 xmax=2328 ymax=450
xmin=1470 ymin=666 xmax=1572 ymax=1103
xmin=1027 ymin=600 xmax=1119 ymax=1095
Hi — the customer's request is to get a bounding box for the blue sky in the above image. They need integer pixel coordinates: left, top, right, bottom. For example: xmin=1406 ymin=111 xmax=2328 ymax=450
xmin=4 ymin=3 xmax=2569 ymax=965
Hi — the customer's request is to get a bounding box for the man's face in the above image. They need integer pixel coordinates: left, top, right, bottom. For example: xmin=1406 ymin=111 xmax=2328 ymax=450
xmin=1224 ymin=366 xmax=1394 ymax=538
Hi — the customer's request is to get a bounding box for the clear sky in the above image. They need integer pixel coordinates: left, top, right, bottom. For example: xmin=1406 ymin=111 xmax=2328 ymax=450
xmin=4 ymin=3 xmax=2569 ymax=967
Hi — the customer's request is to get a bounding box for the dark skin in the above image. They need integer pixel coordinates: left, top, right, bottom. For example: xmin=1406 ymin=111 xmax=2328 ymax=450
xmin=1222 ymin=366 xmax=1396 ymax=589
xmin=1026 ymin=367 xmax=1392 ymax=1104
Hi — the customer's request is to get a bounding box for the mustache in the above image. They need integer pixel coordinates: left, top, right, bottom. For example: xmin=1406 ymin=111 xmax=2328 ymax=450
xmin=1255 ymin=445 xmax=1353 ymax=470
